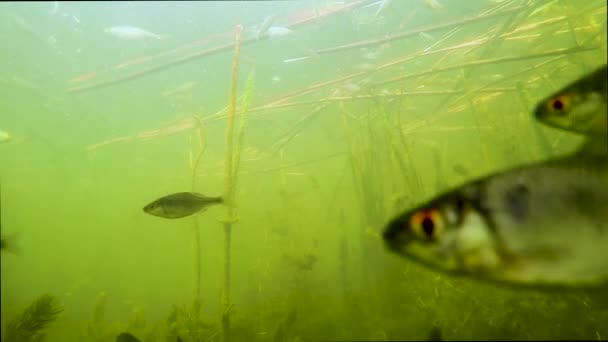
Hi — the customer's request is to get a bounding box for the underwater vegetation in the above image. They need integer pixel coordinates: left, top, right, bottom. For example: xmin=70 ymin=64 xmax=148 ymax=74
xmin=165 ymin=300 xmax=219 ymax=342
xmin=1 ymin=0 xmax=608 ymax=341
xmin=2 ymin=293 xmax=64 ymax=342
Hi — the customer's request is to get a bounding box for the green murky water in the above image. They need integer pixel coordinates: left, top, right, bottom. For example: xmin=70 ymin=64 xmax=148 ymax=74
xmin=1 ymin=1 xmax=607 ymax=341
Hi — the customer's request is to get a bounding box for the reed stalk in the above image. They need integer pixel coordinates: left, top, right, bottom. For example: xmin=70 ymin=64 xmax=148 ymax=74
xmin=188 ymin=114 xmax=207 ymax=303
xmin=220 ymin=24 xmax=243 ymax=342
xmin=282 ymin=5 xmax=524 ymax=61
xmin=371 ymin=45 xmax=598 ymax=88
xmin=67 ymin=1 xmax=370 ymax=93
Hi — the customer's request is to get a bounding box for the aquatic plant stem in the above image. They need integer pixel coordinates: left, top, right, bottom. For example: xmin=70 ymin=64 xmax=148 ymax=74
xmin=230 ymin=70 xmax=256 ymax=190
xmin=189 ymin=115 xmax=207 ymax=302
xmin=372 ymin=45 xmax=598 ymax=88
xmin=220 ymin=24 xmax=243 ymax=342
xmin=67 ymin=1 xmax=370 ymax=93
xmin=282 ymin=5 xmax=524 ymax=61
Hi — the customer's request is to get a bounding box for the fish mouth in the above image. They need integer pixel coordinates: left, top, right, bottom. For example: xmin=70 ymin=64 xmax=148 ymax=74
xmin=142 ymin=204 xmax=159 ymax=216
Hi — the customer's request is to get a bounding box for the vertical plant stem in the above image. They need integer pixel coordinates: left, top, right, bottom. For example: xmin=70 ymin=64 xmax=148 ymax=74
xmin=221 ymin=24 xmax=243 ymax=342
xmin=231 ymin=70 xmax=256 ymax=189
xmin=189 ymin=115 xmax=206 ymax=303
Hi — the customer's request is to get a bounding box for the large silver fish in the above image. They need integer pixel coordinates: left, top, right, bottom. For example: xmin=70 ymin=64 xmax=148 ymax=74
xmin=143 ymin=192 xmax=223 ymax=219
xmin=534 ymin=64 xmax=607 ymax=138
xmin=104 ymin=26 xmax=164 ymax=40
xmin=383 ymin=151 xmax=608 ymax=289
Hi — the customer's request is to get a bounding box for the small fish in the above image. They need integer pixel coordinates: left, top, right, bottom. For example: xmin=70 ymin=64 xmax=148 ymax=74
xmin=383 ymin=151 xmax=608 ymax=289
xmin=283 ymin=252 xmax=317 ymax=271
xmin=283 ymin=51 xmax=320 ymax=63
xmin=161 ymin=81 xmax=199 ymax=98
xmin=266 ymin=26 xmax=292 ymax=39
xmin=116 ymin=332 xmax=140 ymax=342
xmin=426 ymin=326 xmax=443 ymax=341
xmin=353 ymin=63 xmax=376 ymax=71
xmin=143 ymin=192 xmax=223 ymax=219
xmin=534 ymin=64 xmax=607 ymax=138
xmin=0 ymin=130 xmax=11 ymax=144
xmin=0 ymin=233 xmax=20 ymax=255
xmin=256 ymin=14 xmax=277 ymax=40
xmin=104 ymin=26 xmax=164 ymax=40
xmin=1 ymin=182 xmax=19 ymax=255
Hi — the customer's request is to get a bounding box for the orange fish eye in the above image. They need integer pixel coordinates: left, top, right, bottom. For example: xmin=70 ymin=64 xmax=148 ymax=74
xmin=409 ymin=209 xmax=443 ymax=240
xmin=546 ymin=95 xmax=570 ymax=114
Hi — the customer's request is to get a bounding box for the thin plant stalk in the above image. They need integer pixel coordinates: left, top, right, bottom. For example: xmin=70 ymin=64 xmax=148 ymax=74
xmin=67 ymin=1 xmax=370 ymax=93
xmin=220 ymin=24 xmax=243 ymax=342
xmin=189 ymin=114 xmax=207 ymax=303
xmin=231 ymin=69 xmax=256 ymax=189
xmin=372 ymin=45 xmax=598 ymax=88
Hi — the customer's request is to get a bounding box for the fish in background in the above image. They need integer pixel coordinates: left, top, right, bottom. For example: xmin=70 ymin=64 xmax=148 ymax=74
xmin=0 ymin=130 xmax=11 ymax=144
xmin=426 ymin=325 xmax=443 ymax=341
xmin=265 ymin=26 xmax=292 ymax=39
xmin=256 ymin=14 xmax=278 ymax=40
xmin=283 ymin=252 xmax=318 ymax=272
xmin=534 ymin=64 xmax=607 ymax=138
xmin=0 ymin=233 xmax=19 ymax=255
xmin=0 ymin=181 xmax=19 ymax=255
xmin=143 ymin=192 xmax=223 ymax=219
xmin=383 ymin=147 xmax=608 ymax=289
xmin=104 ymin=25 xmax=166 ymax=40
